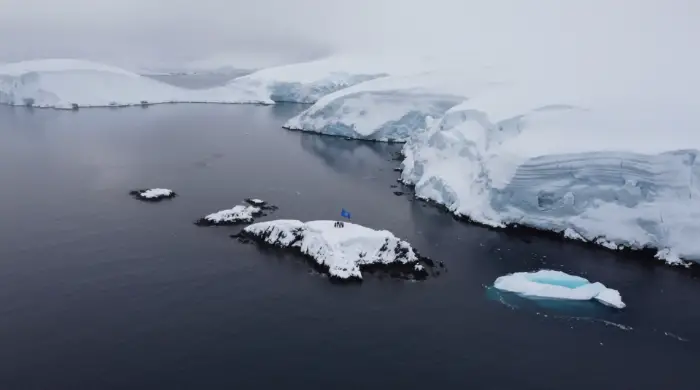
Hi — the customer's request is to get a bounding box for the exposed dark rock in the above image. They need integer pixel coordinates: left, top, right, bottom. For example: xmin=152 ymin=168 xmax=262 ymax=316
xmin=244 ymin=198 xmax=278 ymax=211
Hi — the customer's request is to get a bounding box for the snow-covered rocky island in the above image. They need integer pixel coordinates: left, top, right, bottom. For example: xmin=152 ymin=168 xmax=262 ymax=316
xmin=195 ymin=204 xmax=264 ymax=226
xmin=234 ymin=220 xmax=439 ymax=281
xmin=493 ymin=270 xmax=625 ymax=309
xmin=244 ymin=198 xmax=278 ymax=211
xmin=130 ymin=188 xmax=177 ymax=202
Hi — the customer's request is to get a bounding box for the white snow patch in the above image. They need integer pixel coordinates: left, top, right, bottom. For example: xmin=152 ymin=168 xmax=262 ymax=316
xmin=139 ymin=188 xmax=174 ymax=199
xmin=654 ymin=248 xmax=689 ymax=267
xmin=247 ymin=198 xmax=265 ymax=205
xmin=563 ymin=228 xmax=585 ymax=241
xmin=493 ymin=270 xmax=625 ymax=309
xmin=242 ymin=220 xmax=423 ymax=280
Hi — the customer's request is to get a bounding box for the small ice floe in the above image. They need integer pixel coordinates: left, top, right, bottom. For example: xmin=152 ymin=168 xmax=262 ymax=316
xmin=234 ymin=219 xmax=439 ymax=281
xmin=195 ymin=205 xmax=262 ymax=226
xmin=493 ymin=270 xmax=625 ymax=309
xmin=129 ymin=188 xmax=176 ymax=202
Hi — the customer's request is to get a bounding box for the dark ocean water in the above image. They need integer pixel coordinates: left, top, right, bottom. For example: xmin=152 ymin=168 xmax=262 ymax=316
xmin=0 ymin=103 xmax=698 ymax=390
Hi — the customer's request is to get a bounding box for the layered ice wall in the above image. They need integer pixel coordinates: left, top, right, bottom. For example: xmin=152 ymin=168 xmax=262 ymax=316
xmin=402 ymin=80 xmax=700 ymax=264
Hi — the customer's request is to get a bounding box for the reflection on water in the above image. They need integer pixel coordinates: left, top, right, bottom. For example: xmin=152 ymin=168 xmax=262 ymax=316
xmin=299 ymin=132 xmax=401 ymax=175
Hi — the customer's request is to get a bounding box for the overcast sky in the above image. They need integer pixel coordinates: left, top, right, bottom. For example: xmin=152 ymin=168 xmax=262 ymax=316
xmin=0 ymin=0 xmax=697 ymax=70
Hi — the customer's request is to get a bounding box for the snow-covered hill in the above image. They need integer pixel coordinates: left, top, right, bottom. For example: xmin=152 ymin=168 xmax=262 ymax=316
xmin=0 ymin=59 xmax=268 ymax=108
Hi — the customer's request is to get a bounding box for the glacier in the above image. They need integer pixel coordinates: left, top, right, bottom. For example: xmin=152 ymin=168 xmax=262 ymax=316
xmin=237 ymin=219 xmax=433 ymax=281
xmin=493 ymin=270 xmax=625 ymax=309
xmin=401 ymin=78 xmax=700 ymax=264
xmin=0 ymin=59 xmax=268 ymax=109
xmin=281 ymin=62 xmax=700 ymax=264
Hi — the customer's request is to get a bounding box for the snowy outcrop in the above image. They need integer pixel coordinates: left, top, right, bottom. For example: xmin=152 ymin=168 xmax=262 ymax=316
xmin=245 ymin=198 xmax=266 ymax=206
xmin=401 ymin=78 xmax=700 ymax=264
xmin=493 ymin=270 xmax=625 ymax=309
xmin=130 ymin=188 xmax=177 ymax=202
xmin=236 ymin=220 xmax=435 ymax=281
xmin=196 ymin=205 xmax=262 ymax=226
xmin=244 ymin=198 xmax=277 ymax=211
xmin=284 ymin=69 xmax=504 ymax=141
xmin=225 ymin=55 xmax=442 ymax=104
xmin=0 ymin=59 xmax=268 ymax=109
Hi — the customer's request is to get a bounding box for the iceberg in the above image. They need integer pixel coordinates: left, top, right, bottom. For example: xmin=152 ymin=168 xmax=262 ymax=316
xmin=400 ymin=76 xmax=700 ymax=264
xmin=0 ymin=59 xmax=268 ymax=109
xmin=284 ymin=68 xmax=504 ymax=141
xmin=236 ymin=219 xmax=434 ymax=281
xmin=129 ymin=188 xmax=176 ymax=202
xmin=493 ymin=270 xmax=625 ymax=309
xmin=226 ymin=54 xmax=442 ymax=104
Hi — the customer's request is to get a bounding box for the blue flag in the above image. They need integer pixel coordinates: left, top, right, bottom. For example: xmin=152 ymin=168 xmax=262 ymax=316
xmin=340 ymin=208 xmax=351 ymax=219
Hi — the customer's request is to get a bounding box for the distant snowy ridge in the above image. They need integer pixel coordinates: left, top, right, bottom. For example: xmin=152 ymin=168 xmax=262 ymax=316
xmin=226 ymin=55 xmax=445 ymax=104
xmin=0 ymin=56 xmax=454 ymax=109
xmin=0 ymin=59 xmax=269 ymax=109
